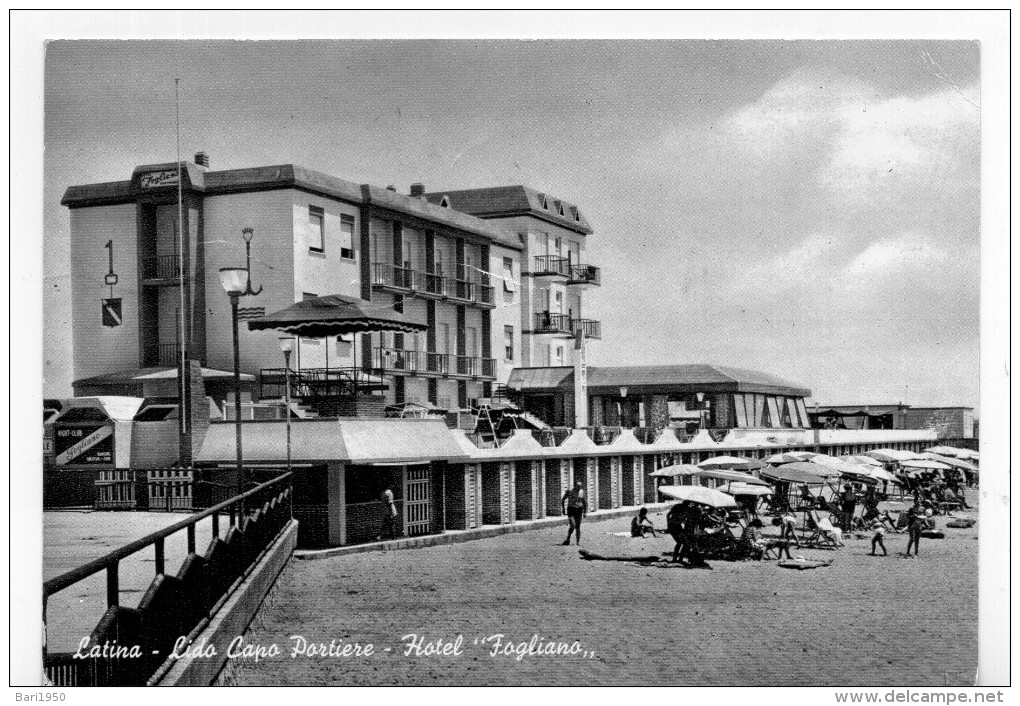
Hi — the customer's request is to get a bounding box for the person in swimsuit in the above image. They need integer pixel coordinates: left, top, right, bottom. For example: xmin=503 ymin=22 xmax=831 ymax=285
xmin=630 ymin=507 xmax=656 ymax=537
xmin=561 ymin=481 xmax=587 ymax=546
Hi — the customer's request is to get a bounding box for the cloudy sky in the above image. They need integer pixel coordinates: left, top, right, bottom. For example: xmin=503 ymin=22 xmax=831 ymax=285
xmin=43 ymin=39 xmax=980 ymax=408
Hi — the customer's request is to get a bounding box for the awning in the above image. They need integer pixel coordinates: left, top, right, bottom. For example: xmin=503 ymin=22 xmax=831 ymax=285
xmin=74 ymin=366 xmax=254 ymax=387
xmin=196 ymin=418 xmax=470 ymax=464
xmin=760 ymin=465 xmax=830 ymax=485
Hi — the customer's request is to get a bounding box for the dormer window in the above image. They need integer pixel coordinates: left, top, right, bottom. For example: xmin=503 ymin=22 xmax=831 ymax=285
xmin=571 ymin=207 xmax=581 ymax=222
xmin=555 ymin=201 xmax=564 ymax=216
xmin=439 ymin=195 xmax=450 ymax=208
xmin=539 ymin=194 xmax=549 ymax=210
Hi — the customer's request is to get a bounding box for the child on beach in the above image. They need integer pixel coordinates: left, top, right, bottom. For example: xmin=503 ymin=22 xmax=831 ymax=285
xmin=869 ymin=520 xmax=888 ymax=556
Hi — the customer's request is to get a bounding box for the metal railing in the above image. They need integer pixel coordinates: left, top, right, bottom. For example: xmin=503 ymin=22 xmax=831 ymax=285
xmin=567 ymin=263 xmax=601 ymax=286
xmin=371 ymin=262 xmax=492 ymax=307
xmin=371 ymin=262 xmax=420 ymax=290
xmin=533 ymin=255 xmax=570 ymax=276
xmin=425 ymin=272 xmax=449 ymax=298
xmin=480 ymin=358 xmax=496 ymax=378
xmin=157 ymin=343 xmax=180 ymax=366
xmin=373 ymin=347 xmax=424 ymax=373
xmin=43 ymin=472 xmax=293 ymax=686
xmin=454 ymin=355 xmax=479 ymax=377
xmin=142 ymin=253 xmax=181 ymax=281
xmin=533 ymin=312 xmax=573 ymax=334
xmin=570 ymin=318 xmax=602 ymax=339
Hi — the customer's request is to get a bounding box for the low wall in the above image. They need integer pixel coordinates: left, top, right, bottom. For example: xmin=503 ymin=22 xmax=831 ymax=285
xmin=154 ymin=520 xmax=299 ymax=686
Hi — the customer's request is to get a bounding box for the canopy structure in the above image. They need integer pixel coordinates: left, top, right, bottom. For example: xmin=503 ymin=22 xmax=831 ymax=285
xmin=688 ymin=468 xmax=770 ymax=486
xmin=761 ymin=464 xmax=830 ymax=485
xmin=865 ymin=448 xmax=924 ymax=463
xmin=809 ymin=455 xmax=877 ymax=480
xmin=248 ymin=294 xmax=429 ymax=337
xmin=658 ymin=485 xmax=738 ymax=508
xmin=698 ymin=455 xmax=751 ymax=470
xmin=649 ymin=463 xmax=701 ymax=478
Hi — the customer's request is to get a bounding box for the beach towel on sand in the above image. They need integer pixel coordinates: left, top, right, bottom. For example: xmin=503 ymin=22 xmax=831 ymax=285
xmin=946 ymin=518 xmax=976 ymax=528
xmin=778 ymin=558 xmax=833 ymax=570
xmin=578 ymin=550 xmax=712 ymax=569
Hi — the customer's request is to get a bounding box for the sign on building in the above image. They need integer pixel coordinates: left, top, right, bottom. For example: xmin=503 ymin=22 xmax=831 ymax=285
xmin=102 ymin=298 xmax=122 ymax=327
xmin=54 ymin=424 xmax=114 ymax=465
xmin=139 ymin=170 xmax=180 ymax=188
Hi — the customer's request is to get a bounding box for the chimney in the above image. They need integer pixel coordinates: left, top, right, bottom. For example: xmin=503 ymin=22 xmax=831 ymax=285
xmin=410 ymin=183 xmax=425 ymax=197
xmin=386 ymin=184 xmax=397 ymax=192
xmin=194 ymin=151 xmax=210 ymax=168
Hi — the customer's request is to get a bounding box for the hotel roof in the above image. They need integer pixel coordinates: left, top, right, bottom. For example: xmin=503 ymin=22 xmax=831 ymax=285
xmin=507 ymin=364 xmax=812 ymax=397
xmin=61 ymin=162 xmax=523 ymax=251
xmin=420 ymin=185 xmax=593 ymax=235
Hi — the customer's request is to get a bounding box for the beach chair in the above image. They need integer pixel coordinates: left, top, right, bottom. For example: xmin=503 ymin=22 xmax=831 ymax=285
xmin=805 ymin=510 xmax=842 ymax=549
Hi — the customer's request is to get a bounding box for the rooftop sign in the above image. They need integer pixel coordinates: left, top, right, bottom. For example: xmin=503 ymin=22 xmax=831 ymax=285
xmin=139 ymin=170 xmax=179 ymax=188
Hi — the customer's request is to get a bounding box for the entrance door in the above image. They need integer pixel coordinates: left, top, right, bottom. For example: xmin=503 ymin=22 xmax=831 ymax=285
xmin=404 ymin=465 xmax=431 ymax=536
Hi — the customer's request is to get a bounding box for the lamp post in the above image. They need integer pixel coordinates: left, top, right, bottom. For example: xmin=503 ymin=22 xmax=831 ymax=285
xmin=219 ymin=266 xmax=248 ymax=520
xmin=279 ymin=337 xmax=296 ymax=475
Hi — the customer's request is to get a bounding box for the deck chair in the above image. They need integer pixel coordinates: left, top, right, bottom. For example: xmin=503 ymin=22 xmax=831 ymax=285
xmin=806 ymin=510 xmax=843 ymax=548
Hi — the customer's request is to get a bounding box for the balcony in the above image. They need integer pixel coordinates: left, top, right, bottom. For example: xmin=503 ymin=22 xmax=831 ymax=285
xmin=372 ymin=348 xmax=495 ymax=380
xmin=371 ymin=262 xmax=492 ymax=308
xmin=142 ymin=253 xmax=181 ymax=283
xmin=532 ymin=312 xmax=573 ymax=335
xmin=371 ymin=263 xmax=419 ymax=292
xmin=532 ymin=255 xmax=570 ymax=277
xmin=567 ymin=263 xmax=601 ymax=287
xmin=570 ymin=318 xmax=601 ymax=339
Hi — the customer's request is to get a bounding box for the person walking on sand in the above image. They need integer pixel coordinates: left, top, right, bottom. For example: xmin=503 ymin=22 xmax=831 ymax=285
xmin=561 ymin=481 xmax=587 ymax=546
xmin=378 ymin=487 xmax=398 ymax=541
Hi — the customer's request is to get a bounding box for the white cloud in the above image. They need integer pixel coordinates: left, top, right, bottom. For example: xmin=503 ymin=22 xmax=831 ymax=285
xmin=839 ymin=233 xmax=950 ymax=282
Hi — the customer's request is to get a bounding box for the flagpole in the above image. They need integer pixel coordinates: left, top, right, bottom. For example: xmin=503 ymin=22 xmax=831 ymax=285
xmin=176 ymin=78 xmax=190 ymax=444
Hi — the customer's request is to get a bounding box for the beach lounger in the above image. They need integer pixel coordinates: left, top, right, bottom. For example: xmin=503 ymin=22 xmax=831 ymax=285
xmin=805 ymin=510 xmax=843 ymax=548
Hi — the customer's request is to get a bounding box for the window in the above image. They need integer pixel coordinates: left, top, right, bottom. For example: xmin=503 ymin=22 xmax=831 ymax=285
xmin=301 ymin=293 xmax=320 ymax=345
xmin=502 ymin=257 xmax=516 ymax=292
xmin=340 ymin=214 xmax=355 ymax=259
xmin=554 ymin=345 xmax=564 ymax=365
xmin=504 ymin=326 xmax=514 ymax=362
xmin=308 ymin=206 xmax=325 ymax=253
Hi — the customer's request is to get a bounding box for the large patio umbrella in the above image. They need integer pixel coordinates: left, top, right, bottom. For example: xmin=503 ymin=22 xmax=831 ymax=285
xmin=698 ymin=455 xmax=752 ymax=470
xmin=810 ymin=456 xmax=878 ymax=483
xmin=657 ymin=485 xmax=738 ymax=508
xmin=688 ymin=468 xmax=770 ymax=486
xmin=730 ymin=459 xmax=767 ymax=471
xmin=723 ymin=482 xmax=774 ymax=497
xmin=900 ymin=458 xmax=952 ymax=471
xmin=865 ymin=448 xmax=924 ymax=463
xmin=760 ymin=464 xmax=831 ymax=485
xmin=840 ymin=454 xmax=883 ymax=467
xmin=765 ymin=452 xmax=804 ymax=464
xmin=648 ymin=464 xmax=701 ymax=478
xmin=923 ymin=453 xmax=978 ymax=472
xmin=248 ymin=294 xmax=429 ymax=337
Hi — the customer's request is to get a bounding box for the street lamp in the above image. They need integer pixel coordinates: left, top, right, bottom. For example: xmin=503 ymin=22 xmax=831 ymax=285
xmin=220 ymin=266 xmax=248 ymax=519
xmin=279 ymin=337 xmax=296 ymax=475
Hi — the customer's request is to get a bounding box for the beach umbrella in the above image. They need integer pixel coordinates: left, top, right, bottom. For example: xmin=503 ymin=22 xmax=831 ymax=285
xmin=760 ymin=464 xmax=830 ymax=485
xmin=648 ymin=464 xmax=701 ymax=478
xmin=787 ymin=451 xmax=820 ymax=461
xmin=923 ymin=453 xmax=978 ymax=472
xmin=688 ymin=468 xmax=770 ymax=486
xmin=865 ymin=448 xmax=924 ymax=463
xmin=698 ymin=455 xmax=751 ymax=470
xmin=658 ymin=485 xmax=738 ymax=508
xmin=924 ymin=445 xmax=967 ymax=457
xmin=764 ymin=452 xmax=803 ymax=464
xmin=840 ymin=454 xmax=883 ymax=467
xmin=723 ymin=482 xmax=773 ymax=497
xmin=730 ymin=459 xmax=767 ymax=471
xmin=900 ymin=458 xmax=952 ymax=471
xmin=805 ymin=454 xmax=844 ymax=468
xmin=865 ymin=466 xmax=900 ymax=484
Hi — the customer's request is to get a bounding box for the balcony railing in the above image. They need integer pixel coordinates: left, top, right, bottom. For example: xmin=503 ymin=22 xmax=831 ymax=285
xmin=571 ymin=318 xmax=601 ymax=339
xmin=370 ymin=262 xmax=492 ymax=308
xmin=532 ymin=255 xmax=570 ymax=277
xmin=372 ymin=348 xmax=494 ymax=379
xmin=533 ymin=312 xmax=573 ymax=335
xmin=142 ymin=253 xmax=181 ymax=281
xmin=157 ymin=343 xmax=180 ymax=366
xmin=567 ymin=264 xmax=601 ymax=287
xmin=371 ymin=263 xmax=419 ymax=291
